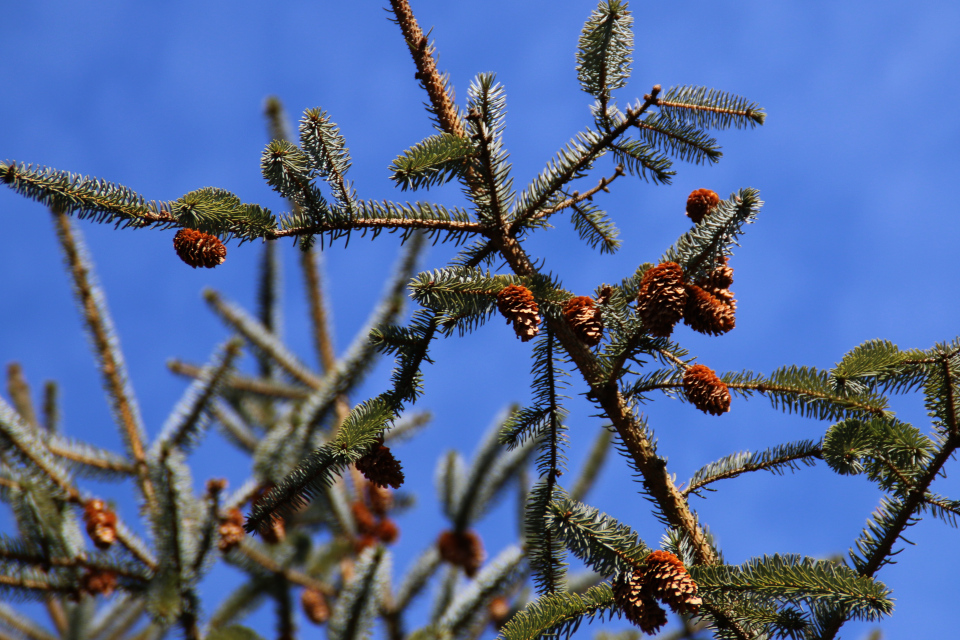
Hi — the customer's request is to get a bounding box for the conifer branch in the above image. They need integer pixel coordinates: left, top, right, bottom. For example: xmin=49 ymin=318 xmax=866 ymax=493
xmin=299 ymin=244 xmax=338 ymax=373
xmin=0 ymin=603 xmax=58 ymax=640
xmin=388 ymin=0 xmax=467 ymax=139
xmin=202 ymin=289 xmax=322 ymax=389
xmin=0 ymin=397 xmax=78 ymax=502
xmin=531 ymin=166 xmax=625 ymax=221
xmin=682 ymin=440 xmax=822 ymax=497
xmin=51 ymin=209 xmax=155 ymax=511
xmin=46 ymin=436 xmax=136 ymax=477
xmin=5 ymin=364 xmax=39 ymax=429
xmin=167 ymin=360 xmax=310 ymax=400
xmin=513 ymin=89 xmax=662 ymax=224
xmin=0 ymin=162 xmax=176 ymax=229
xmin=232 ymin=541 xmax=333 ymax=595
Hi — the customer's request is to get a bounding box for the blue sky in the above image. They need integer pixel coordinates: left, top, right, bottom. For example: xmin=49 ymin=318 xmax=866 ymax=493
xmin=3 ymin=1 xmax=960 ymax=638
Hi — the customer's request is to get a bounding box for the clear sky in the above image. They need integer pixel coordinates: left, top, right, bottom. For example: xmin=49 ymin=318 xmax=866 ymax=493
xmin=3 ymin=1 xmax=960 ymax=638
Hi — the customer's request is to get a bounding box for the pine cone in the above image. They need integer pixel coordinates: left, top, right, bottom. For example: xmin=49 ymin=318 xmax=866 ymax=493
xmin=218 ymin=508 xmax=246 ymax=552
xmin=488 ymin=596 xmax=511 ymax=628
xmin=173 ymin=228 xmax=227 ymax=268
xmin=683 ymin=283 xmax=735 ymax=335
xmin=376 ymin=518 xmax=400 ymax=544
xmin=683 ymin=364 xmax=731 ymax=415
xmin=613 ymin=570 xmax=668 ymax=635
xmin=365 ymin=482 xmax=394 ymax=516
xmin=301 ymin=587 xmax=330 ymax=625
xmin=703 ymin=256 xmax=734 ymax=290
xmin=356 ymin=443 xmax=405 ymax=489
xmin=636 ymin=262 xmax=687 ymax=337
xmin=496 ymin=284 xmax=541 ymax=342
xmin=437 ymin=529 xmax=485 ymax=577
xmin=563 ymin=296 xmax=604 ymax=346
xmin=643 ymin=550 xmax=702 ymax=615
xmin=83 ymin=499 xmax=117 ymax=550
xmin=686 ymin=188 xmax=720 ymax=224
xmin=80 ymin=568 xmax=117 ymax=597
xmin=351 ymin=500 xmax=377 ymax=536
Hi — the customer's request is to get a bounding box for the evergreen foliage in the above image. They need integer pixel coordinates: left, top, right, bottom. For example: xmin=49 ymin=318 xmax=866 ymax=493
xmin=1 ymin=1 xmax=956 ymax=639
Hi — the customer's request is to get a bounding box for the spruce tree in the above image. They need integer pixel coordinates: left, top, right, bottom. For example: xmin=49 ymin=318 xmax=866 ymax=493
xmin=1 ymin=2 xmax=957 ymax=640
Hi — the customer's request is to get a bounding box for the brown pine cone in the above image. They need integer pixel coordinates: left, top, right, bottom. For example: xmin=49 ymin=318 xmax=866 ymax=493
xmin=643 ymin=550 xmax=702 ymax=615
xmin=496 ymin=284 xmax=541 ymax=342
xmin=703 ymin=256 xmax=734 ymax=290
xmin=80 ymin=568 xmax=117 ymax=597
xmin=683 ymin=283 xmax=735 ymax=336
xmin=636 ymin=262 xmax=687 ymax=337
xmin=301 ymin=587 xmax=330 ymax=625
xmin=612 ymin=570 xmax=668 ymax=635
xmin=437 ymin=529 xmax=485 ymax=577
xmin=376 ymin=518 xmax=400 ymax=544
xmin=563 ymin=296 xmax=604 ymax=346
xmin=683 ymin=364 xmax=731 ymax=415
xmin=356 ymin=443 xmax=405 ymax=489
xmin=218 ymin=508 xmax=246 ymax=552
xmin=173 ymin=228 xmax=227 ymax=268
xmin=685 ymin=188 xmax=720 ymax=224
xmin=351 ymin=500 xmax=377 ymax=536
xmin=83 ymin=499 xmax=118 ymax=550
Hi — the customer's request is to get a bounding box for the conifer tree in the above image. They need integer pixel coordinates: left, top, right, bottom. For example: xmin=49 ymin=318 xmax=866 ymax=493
xmin=2 ymin=2 xmax=958 ymax=640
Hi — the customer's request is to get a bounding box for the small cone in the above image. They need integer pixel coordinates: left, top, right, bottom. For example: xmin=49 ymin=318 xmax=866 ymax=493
xmin=376 ymin=518 xmax=400 ymax=544
xmin=83 ymin=499 xmax=117 ymax=550
xmin=437 ymin=529 xmax=485 ymax=577
xmin=683 ymin=364 xmax=731 ymax=415
xmin=613 ymin=570 xmax=668 ymax=635
xmin=496 ymin=284 xmax=541 ymax=342
xmin=351 ymin=500 xmax=377 ymax=536
xmin=301 ymin=587 xmax=330 ymax=625
xmin=356 ymin=442 xmax=405 ymax=489
xmin=683 ymin=283 xmax=735 ymax=336
xmin=636 ymin=263 xmax=687 ymax=337
xmin=218 ymin=508 xmax=246 ymax=552
xmin=173 ymin=228 xmax=226 ymax=268
xmin=703 ymin=256 xmax=734 ymax=290
xmin=80 ymin=568 xmax=117 ymax=597
xmin=686 ymin=188 xmax=720 ymax=224
xmin=643 ymin=550 xmax=702 ymax=615
xmin=563 ymin=296 xmax=604 ymax=347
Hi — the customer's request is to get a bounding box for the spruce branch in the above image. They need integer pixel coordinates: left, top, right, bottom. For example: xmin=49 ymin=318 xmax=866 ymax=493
xmin=51 ymin=208 xmax=155 ymax=510
xmin=202 ymin=289 xmax=322 ymax=389
xmin=5 ymin=364 xmax=39 ymax=430
xmin=300 ymin=107 xmax=357 ymax=213
xmin=388 ymin=0 xmax=467 ymax=139
xmin=299 ymin=244 xmax=338 ymax=373
xmin=513 ymin=89 xmax=662 ymax=224
xmin=390 ymin=133 xmax=477 ymax=192
xmin=167 ymin=360 xmax=310 ymax=400
xmin=576 ymin=0 xmax=633 ymax=123
xmin=652 ymin=85 xmax=767 ymax=130
xmin=530 ymin=165 xmax=625 ymax=221
xmin=682 ymin=440 xmax=822 ymax=498
xmin=0 ymin=162 xmax=175 ymax=229
xmin=496 ymin=583 xmax=615 ymax=640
